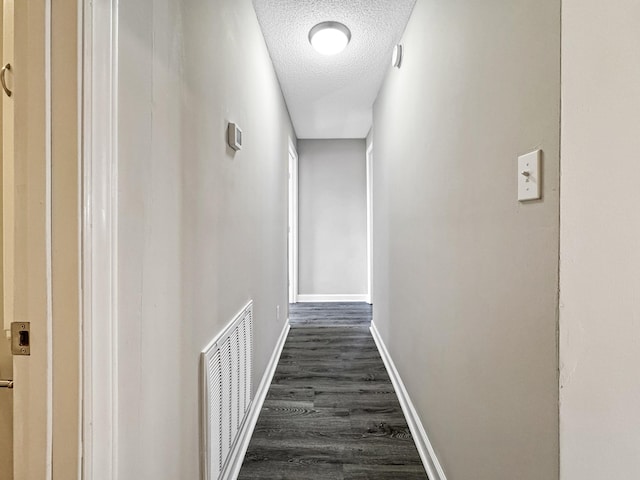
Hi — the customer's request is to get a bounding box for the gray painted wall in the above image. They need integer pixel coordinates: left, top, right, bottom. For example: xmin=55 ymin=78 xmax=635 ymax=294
xmin=298 ymin=139 xmax=367 ymax=296
xmin=560 ymin=0 xmax=640 ymax=478
xmin=371 ymin=0 xmax=560 ymax=479
xmin=116 ymin=0 xmax=295 ymax=477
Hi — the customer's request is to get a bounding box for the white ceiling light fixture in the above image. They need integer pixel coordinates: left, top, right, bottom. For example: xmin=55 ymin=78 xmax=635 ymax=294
xmin=309 ymin=21 xmax=351 ymax=56
xmin=253 ymin=0 xmax=417 ymax=138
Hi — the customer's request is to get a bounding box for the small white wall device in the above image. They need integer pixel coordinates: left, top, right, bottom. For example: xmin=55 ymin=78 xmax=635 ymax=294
xmin=518 ymin=149 xmax=541 ymax=201
xmin=227 ymin=122 xmax=242 ymax=151
xmin=392 ymin=44 xmax=403 ymax=68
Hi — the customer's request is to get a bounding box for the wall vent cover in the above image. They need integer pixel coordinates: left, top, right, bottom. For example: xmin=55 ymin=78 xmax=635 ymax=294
xmin=201 ymin=301 xmax=253 ymax=479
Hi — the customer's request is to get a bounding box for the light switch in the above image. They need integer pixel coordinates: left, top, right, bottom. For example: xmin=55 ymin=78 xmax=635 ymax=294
xmin=518 ymin=150 xmax=541 ymax=201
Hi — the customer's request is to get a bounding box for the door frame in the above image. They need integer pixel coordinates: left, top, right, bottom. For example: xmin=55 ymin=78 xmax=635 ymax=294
xmin=366 ymin=142 xmax=373 ymax=305
xmin=287 ymin=138 xmax=299 ymax=303
xmin=81 ymin=0 xmax=119 ymax=478
xmin=288 ymin=139 xmax=299 ymax=304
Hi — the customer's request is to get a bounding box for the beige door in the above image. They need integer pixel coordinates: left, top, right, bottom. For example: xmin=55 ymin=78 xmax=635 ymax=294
xmin=2 ymin=0 xmax=59 ymax=478
xmin=0 ymin=344 xmax=11 ymax=480
xmin=1 ymin=1 xmax=80 ymax=477
xmin=1 ymin=1 xmax=14 ymax=478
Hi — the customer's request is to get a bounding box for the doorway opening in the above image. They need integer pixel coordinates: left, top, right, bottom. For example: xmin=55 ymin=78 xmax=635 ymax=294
xmin=287 ymin=140 xmax=298 ymax=304
xmin=366 ymin=142 xmax=373 ymax=305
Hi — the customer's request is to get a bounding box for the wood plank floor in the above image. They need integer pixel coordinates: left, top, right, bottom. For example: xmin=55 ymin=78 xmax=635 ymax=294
xmin=238 ymin=302 xmax=429 ymax=480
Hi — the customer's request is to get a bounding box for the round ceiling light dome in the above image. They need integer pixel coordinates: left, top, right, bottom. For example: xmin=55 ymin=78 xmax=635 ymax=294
xmin=309 ymin=21 xmax=351 ymax=55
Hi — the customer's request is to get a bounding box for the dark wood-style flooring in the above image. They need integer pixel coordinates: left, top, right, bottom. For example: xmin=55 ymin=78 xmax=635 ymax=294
xmin=238 ymin=302 xmax=429 ymax=479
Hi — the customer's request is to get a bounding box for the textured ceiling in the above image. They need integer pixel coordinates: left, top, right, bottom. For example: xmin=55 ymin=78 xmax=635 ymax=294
xmin=252 ymin=0 xmax=416 ymax=139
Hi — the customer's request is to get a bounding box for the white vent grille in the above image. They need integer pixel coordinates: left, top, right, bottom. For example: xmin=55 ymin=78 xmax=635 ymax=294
xmin=201 ymin=302 xmax=253 ymax=480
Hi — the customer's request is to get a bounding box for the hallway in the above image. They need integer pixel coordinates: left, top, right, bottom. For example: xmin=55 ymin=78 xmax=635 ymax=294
xmin=2 ymin=0 xmax=633 ymax=478
xmin=239 ymin=303 xmax=427 ymax=480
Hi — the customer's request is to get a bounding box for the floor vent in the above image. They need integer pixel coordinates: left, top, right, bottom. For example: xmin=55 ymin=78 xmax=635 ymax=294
xmin=201 ymin=301 xmax=253 ymax=480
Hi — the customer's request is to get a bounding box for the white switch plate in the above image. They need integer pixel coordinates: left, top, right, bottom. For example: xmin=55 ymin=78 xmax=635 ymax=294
xmin=518 ymin=150 xmax=541 ymax=201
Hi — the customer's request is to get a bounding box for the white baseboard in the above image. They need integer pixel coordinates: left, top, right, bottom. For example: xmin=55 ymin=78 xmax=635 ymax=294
xmin=370 ymin=321 xmax=448 ymax=480
xmin=222 ymin=320 xmax=290 ymax=480
xmin=297 ymin=294 xmax=369 ymax=303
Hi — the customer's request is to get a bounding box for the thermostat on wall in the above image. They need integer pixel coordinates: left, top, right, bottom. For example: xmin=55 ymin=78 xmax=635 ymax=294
xmin=227 ymin=122 xmax=242 ymax=151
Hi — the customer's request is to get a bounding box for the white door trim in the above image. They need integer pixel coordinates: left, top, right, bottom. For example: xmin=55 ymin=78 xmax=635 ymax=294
xmin=366 ymin=143 xmax=373 ymax=305
xmin=82 ymin=0 xmax=119 ymax=478
xmin=288 ymin=139 xmax=299 ymax=304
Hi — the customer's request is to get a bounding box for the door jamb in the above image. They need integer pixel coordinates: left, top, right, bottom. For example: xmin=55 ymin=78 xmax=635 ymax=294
xmin=81 ymin=0 xmax=119 ymax=477
xmin=288 ymin=139 xmax=298 ymax=304
xmin=366 ymin=143 xmax=373 ymax=305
